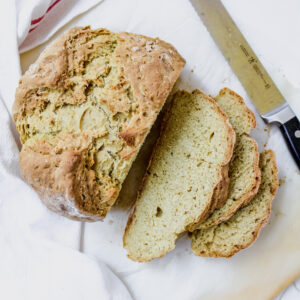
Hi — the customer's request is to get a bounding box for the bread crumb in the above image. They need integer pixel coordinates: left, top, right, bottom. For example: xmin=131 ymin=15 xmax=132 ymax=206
xmin=263 ymin=125 xmax=271 ymax=147
xmin=222 ymin=78 xmax=229 ymax=83
xmin=145 ymin=41 xmax=153 ymax=52
xmin=275 ymin=211 xmax=286 ymax=217
xmin=279 ymin=177 xmax=286 ymax=186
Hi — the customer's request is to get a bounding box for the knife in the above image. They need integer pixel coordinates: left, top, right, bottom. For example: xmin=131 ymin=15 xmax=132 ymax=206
xmin=190 ymin=0 xmax=300 ymax=169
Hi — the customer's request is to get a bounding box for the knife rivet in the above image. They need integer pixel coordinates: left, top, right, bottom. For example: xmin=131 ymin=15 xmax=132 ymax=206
xmin=295 ymin=130 xmax=300 ymax=138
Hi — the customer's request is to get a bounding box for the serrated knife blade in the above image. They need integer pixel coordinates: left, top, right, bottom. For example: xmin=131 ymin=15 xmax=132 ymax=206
xmin=190 ymin=0 xmax=300 ymax=168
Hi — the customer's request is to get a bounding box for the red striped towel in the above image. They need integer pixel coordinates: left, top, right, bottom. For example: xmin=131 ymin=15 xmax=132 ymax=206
xmin=18 ymin=0 xmax=103 ymax=53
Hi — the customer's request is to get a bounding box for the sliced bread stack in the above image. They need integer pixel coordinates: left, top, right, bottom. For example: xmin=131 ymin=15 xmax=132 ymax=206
xmin=123 ymin=89 xmax=236 ymax=261
xmin=191 ymin=150 xmax=278 ymax=257
xmin=190 ymin=89 xmax=279 ymax=257
xmin=124 ymin=88 xmax=278 ymax=261
xmin=188 ymin=88 xmax=261 ymax=231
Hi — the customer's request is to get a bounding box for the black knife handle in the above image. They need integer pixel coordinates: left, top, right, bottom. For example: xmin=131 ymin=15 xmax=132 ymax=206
xmin=280 ymin=116 xmax=300 ymax=169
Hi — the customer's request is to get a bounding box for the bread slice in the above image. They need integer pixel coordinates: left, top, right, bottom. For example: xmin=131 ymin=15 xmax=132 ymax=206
xmin=188 ymin=88 xmax=261 ymax=231
xmin=123 ymin=90 xmax=235 ymax=261
xmin=191 ymin=150 xmax=278 ymax=257
xmin=13 ymin=26 xmax=185 ymax=221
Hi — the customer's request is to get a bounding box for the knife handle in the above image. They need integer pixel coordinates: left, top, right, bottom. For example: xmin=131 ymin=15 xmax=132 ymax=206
xmin=280 ymin=116 xmax=300 ymax=169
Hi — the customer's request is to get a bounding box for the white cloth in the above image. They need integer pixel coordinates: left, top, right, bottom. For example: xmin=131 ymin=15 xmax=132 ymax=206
xmin=1 ymin=0 xmax=300 ymax=299
xmin=0 ymin=1 xmax=132 ymax=300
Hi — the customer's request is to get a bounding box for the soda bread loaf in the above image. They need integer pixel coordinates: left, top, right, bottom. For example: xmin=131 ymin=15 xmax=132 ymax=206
xmin=123 ymin=90 xmax=235 ymax=261
xmin=13 ymin=26 xmax=185 ymax=221
xmin=191 ymin=150 xmax=278 ymax=257
xmin=188 ymin=88 xmax=261 ymax=231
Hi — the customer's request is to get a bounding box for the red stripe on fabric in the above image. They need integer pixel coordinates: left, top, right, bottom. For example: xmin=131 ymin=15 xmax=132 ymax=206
xmin=29 ymin=26 xmax=37 ymax=33
xmin=46 ymin=0 xmax=62 ymax=13
xmin=30 ymin=0 xmax=62 ymax=25
xmin=31 ymin=16 xmax=44 ymax=25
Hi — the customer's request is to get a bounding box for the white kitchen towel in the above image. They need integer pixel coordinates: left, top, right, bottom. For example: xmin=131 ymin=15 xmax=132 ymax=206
xmin=1 ymin=0 xmax=300 ymax=299
xmin=0 ymin=1 xmax=132 ymax=300
xmin=0 ymin=0 xmax=104 ymax=112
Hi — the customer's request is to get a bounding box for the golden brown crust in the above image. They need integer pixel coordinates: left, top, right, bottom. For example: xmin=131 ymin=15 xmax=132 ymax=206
xmin=14 ymin=26 xmax=185 ymax=221
xmin=197 ymin=163 xmax=230 ymax=223
xmin=19 ymin=133 xmax=114 ymax=221
xmin=114 ymin=32 xmax=186 ymax=149
xmin=240 ymin=139 xmax=261 ymax=207
xmin=212 ymin=163 xmax=230 ymax=210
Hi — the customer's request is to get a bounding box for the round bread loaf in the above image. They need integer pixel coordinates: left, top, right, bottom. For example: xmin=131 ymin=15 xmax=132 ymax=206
xmin=13 ymin=26 xmax=185 ymax=221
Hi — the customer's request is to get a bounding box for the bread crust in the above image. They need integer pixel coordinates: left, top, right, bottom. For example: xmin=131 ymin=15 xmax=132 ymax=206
xmin=195 ymin=164 xmax=230 ymax=225
xmin=211 ymin=163 xmax=230 ymax=210
xmin=14 ymin=26 xmax=185 ymax=221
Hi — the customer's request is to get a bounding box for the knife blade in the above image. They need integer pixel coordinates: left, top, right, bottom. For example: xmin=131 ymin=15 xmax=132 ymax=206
xmin=190 ymin=0 xmax=300 ymax=168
